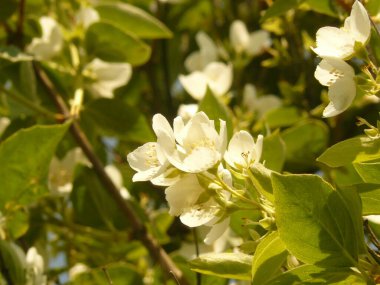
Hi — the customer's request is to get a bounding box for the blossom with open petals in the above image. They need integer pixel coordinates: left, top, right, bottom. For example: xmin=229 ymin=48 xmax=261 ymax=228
xmin=177 ymin=103 xmax=198 ymax=121
xmin=313 ymin=1 xmax=370 ymax=59
xmin=314 ymin=57 xmax=356 ymax=117
xmin=243 ymin=84 xmax=282 ymax=118
xmin=48 ymin=148 xmax=90 ymax=195
xmin=224 ymin=131 xmax=263 ymax=169
xmin=230 ymin=20 xmax=271 ymax=56
xmin=75 ymin=7 xmax=100 ymax=29
xmin=179 ymin=62 xmax=233 ymax=100
xmin=83 ymin=58 xmax=132 ymax=98
xmin=185 ymin=31 xmax=218 ymax=72
xmin=26 ymin=247 xmax=46 ymax=285
xmin=156 ymin=112 xmax=227 ymax=173
xmin=26 ymin=17 xmax=63 ymax=60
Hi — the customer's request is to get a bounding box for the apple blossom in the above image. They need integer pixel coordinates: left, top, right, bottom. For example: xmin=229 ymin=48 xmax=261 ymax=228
xmin=83 ymin=58 xmax=132 ymax=98
xmin=185 ymin=31 xmax=219 ymax=72
xmin=179 ymin=62 xmax=233 ymax=100
xmin=48 ymin=148 xmax=90 ymax=195
xmin=314 ymin=57 xmax=356 ymax=117
xmin=242 ymin=84 xmax=282 ymax=118
xmin=156 ymin=112 xmax=227 ymax=173
xmin=26 ymin=247 xmax=46 ymax=285
xmin=224 ymin=131 xmax=263 ymax=170
xmin=177 ymin=103 xmax=198 ymax=121
xmin=75 ymin=7 xmax=100 ymax=29
xmin=230 ymin=20 xmax=271 ymax=56
xmin=312 ymin=1 xmax=370 ymax=59
xmin=26 ymin=17 xmax=63 ymax=60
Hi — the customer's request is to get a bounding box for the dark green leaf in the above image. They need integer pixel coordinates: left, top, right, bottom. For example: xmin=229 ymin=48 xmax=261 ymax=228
xmin=85 ymin=22 xmax=151 ymax=66
xmin=303 ymin=0 xmax=337 ymax=17
xmin=96 ymin=3 xmax=172 ymax=39
xmin=0 ymin=240 xmax=26 ymax=285
xmin=0 ymin=123 xmax=70 ymax=210
xmin=261 ymin=131 xmax=286 ymax=172
xmin=272 ymin=173 xmax=360 ymax=267
xmin=261 ymin=0 xmax=303 ymax=22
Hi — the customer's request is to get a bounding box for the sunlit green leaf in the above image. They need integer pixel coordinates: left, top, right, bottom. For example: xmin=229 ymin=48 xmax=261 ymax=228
xmin=353 ymin=161 xmax=380 ymax=184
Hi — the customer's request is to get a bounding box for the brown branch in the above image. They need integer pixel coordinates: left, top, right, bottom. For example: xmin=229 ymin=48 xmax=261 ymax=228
xmin=33 ymin=63 xmax=189 ymax=285
xmin=15 ymin=0 xmax=26 ymax=47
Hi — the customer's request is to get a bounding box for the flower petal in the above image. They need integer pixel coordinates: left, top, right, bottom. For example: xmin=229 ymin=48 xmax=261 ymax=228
xmin=247 ymin=30 xmax=272 ymax=56
xmin=179 ymin=72 xmax=208 ymax=100
xmin=314 ymin=58 xmax=355 ymax=87
xmin=230 ymin=20 xmax=250 ymax=53
xmin=313 ymin=27 xmax=354 ymax=59
xmin=204 ymin=62 xmax=233 ymax=97
xmin=344 ymin=1 xmax=370 ymax=44
xmin=204 ymin=218 xmax=230 ymax=245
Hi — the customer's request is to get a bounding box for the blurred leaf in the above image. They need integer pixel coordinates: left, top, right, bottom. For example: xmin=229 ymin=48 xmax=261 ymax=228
xmin=261 ymin=131 xmax=286 ymax=172
xmin=272 ymin=173 xmax=362 ymax=267
xmin=70 ymin=262 xmax=143 ymax=285
xmin=282 ymin=120 xmax=329 ymax=171
xmin=252 ymin=231 xmax=288 ymax=284
xmin=0 ymin=240 xmax=26 ymax=285
xmin=81 ymin=98 xmax=154 ymax=143
xmin=264 ymin=265 xmax=366 ymax=284
xmin=317 ymin=137 xmax=380 ymax=168
xmin=96 ymin=3 xmax=172 ymax=39
xmin=261 ymin=0 xmax=303 ymax=22
xmin=19 ymin=61 xmax=37 ymax=101
xmin=353 ymin=161 xmax=380 ymax=184
xmin=85 ymin=23 xmax=151 ymax=66
xmin=198 ymin=89 xmax=233 ymax=139
xmin=302 ymin=0 xmax=336 ymax=17
xmin=6 ymin=210 xmax=29 ymax=239
xmin=0 ymin=123 xmax=70 ymax=210
xmin=190 ymin=252 xmax=252 ymax=280
xmin=261 ymin=107 xmax=303 ymax=129
xmin=0 ymin=0 xmax=18 ymax=21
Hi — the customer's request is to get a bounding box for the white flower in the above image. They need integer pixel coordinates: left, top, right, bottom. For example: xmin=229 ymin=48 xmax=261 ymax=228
xmin=177 ymin=103 xmax=198 ymax=121
xmin=314 ymin=57 xmax=356 ymax=117
xmin=312 ymin=1 xmax=370 ymax=59
xmin=179 ymin=62 xmax=233 ymax=100
xmin=156 ymin=112 xmax=227 ymax=173
xmin=105 ymin=165 xmax=131 ymax=199
xmin=224 ymin=131 xmax=263 ymax=169
xmin=83 ymin=58 xmax=132 ymax=98
xmin=26 ymin=17 xmax=63 ymax=60
xmin=230 ymin=20 xmax=271 ymax=56
xmin=185 ymin=31 xmax=218 ymax=72
xmin=48 ymin=148 xmax=90 ymax=195
xmin=365 ymin=215 xmax=380 ymax=224
xmin=0 ymin=117 xmax=10 ymax=136
xmin=242 ymin=84 xmax=282 ymax=118
xmin=69 ymin=263 xmax=89 ymax=280
xmin=26 ymin=247 xmax=46 ymax=285
xmin=75 ymin=7 xmax=100 ymax=29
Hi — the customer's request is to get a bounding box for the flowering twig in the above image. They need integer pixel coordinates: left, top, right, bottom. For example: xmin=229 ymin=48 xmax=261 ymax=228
xmin=33 ymin=63 xmax=189 ymax=285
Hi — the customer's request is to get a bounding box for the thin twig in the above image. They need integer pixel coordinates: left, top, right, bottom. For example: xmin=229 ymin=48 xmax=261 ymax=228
xmin=16 ymin=0 xmax=26 ymax=41
xmin=33 ymin=63 xmax=189 ymax=285
xmin=102 ymin=267 xmax=113 ymax=285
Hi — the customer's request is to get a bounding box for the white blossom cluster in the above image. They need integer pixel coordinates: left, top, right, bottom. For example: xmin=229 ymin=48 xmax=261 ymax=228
xmin=127 ymin=112 xmax=263 ymax=244
xmin=313 ymin=0 xmax=371 ymax=117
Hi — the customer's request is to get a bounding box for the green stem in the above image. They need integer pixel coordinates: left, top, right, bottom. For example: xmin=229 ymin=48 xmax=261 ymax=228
xmin=0 ymin=85 xmax=64 ymax=120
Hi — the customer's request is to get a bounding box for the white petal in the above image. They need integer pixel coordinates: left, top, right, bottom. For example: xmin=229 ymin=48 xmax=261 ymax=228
xmin=247 ymin=30 xmax=272 ymax=56
xmin=105 ymin=165 xmax=123 ymax=190
xmin=314 ymin=58 xmax=355 ymax=87
xmin=344 ymin=1 xmax=371 ymax=44
xmin=230 ymin=20 xmax=250 ymax=53
xmin=0 ymin=117 xmax=10 ymax=135
xmin=179 ymin=72 xmax=208 ymax=100
xmin=204 ymin=218 xmax=230 ymax=245
xmin=365 ymin=215 xmax=380 ymax=225
xmin=165 ymin=175 xmax=204 ymax=216
xmin=224 ymin=130 xmax=255 ymax=168
xmin=180 ymin=201 xmax=219 ymax=227
xmin=204 ymin=62 xmax=233 ymax=97
xmin=313 ymin=27 xmax=354 ymax=59
xmin=184 ymin=52 xmax=204 ymax=72
xmin=75 ymin=7 xmax=100 ymax=29
xmin=323 ymin=77 xmax=356 ymax=117
xmin=254 ymin=95 xmax=282 ymax=118
xmin=177 ymin=104 xmax=198 ymax=121
xmin=254 ymin=134 xmax=264 ymax=164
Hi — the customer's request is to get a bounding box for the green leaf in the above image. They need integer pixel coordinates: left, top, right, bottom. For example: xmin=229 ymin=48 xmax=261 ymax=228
xmin=0 ymin=0 xmax=18 ymax=21
xmin=353 ymin=184 xmax=380 ymax=215
xmin=0 ymin=240 xmax=26 ymax=285
xmin=261 ymin=131 xmax=286 ymax=172
xmin=252 ymin=231 xmax=288 ymax=284
xmin=85 ymin=22 xmax=151 ymax=66
xmin=261 ymin=0 xmax=303 ymax=22
xmin=282 ymin=120 xmax=329 ymax=171
xmin=330 ymin=164 xmax=364 ymax=188
xmin=265 ymin=265 xmax=366 ymax=284
xmin=0 ymin=123 xmax=70 ymax=210
xmin=261 ymin=106 xmax=303 ymax=130
xmin=190 ymin=252 xmax=252 ymax=280
xmin=198 ymin=89 xmax=233 ymax=139
xmin=6 ymin=210 xmax=29 ymax=239
xmin=70 ymin=262 xmax=143 ymax=285
xmin=19 ymin=61 xmax=37 ymax=101
xmin=272 ymin=173 xmax=361 ymax=267
xmin=317 ymin=137 xmax=380 ymax=168
xmin=303 ymin=0 xmax=336 ymax=17
xmin=353 ymin=161 xmax=380 ymax=184
xmin=248 ymin=163 xmax=275 ymax=203
xmin=96 ymin=3 xmax=172 ymax=39
xmin=81 ymin=98 xmax=154 ymax=143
